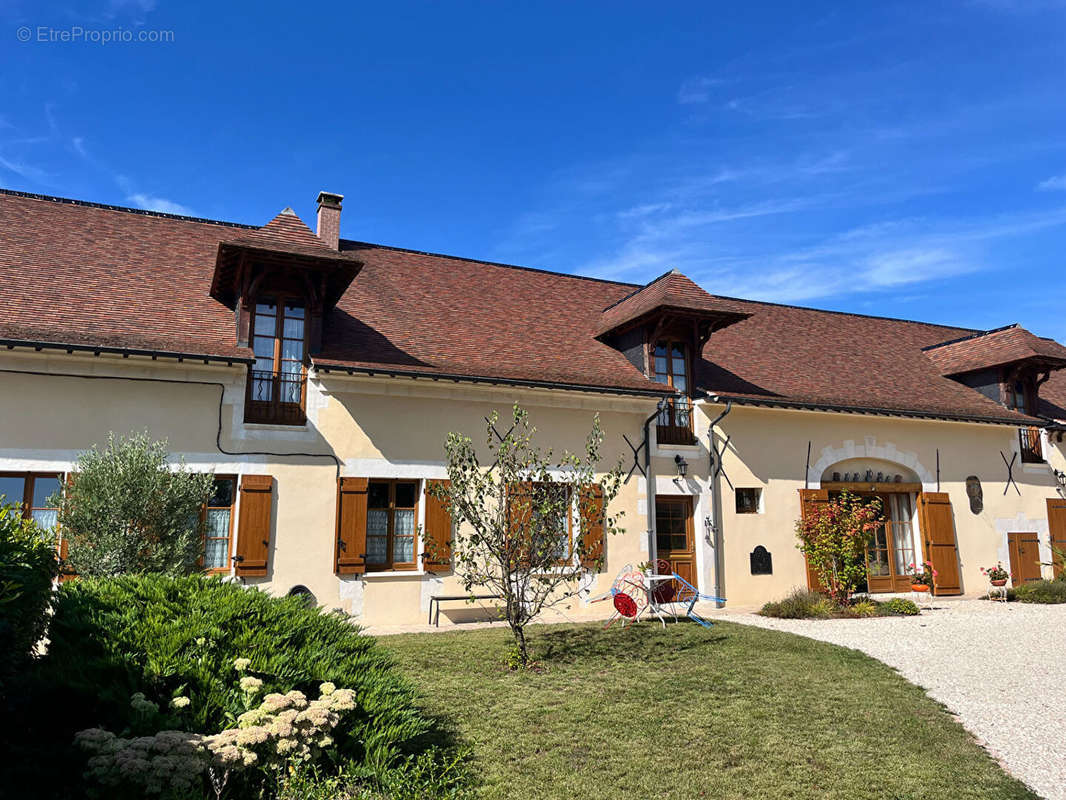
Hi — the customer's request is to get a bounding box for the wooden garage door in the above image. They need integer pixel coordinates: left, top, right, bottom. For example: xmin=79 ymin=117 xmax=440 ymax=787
xmin=1049 ymin=498 xmax=1066 ymax=579
xmin=918 ymin=492 xmax=962 ymax=596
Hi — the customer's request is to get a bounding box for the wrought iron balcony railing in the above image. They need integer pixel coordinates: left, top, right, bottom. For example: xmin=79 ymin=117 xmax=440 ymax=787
xmin=245 ymin=370 xmax=306 ymax=425
xmin=656 ymin=397 xmax=697 ymax=446
xmin=1019 ymin=426 xmax=1044 ymax=464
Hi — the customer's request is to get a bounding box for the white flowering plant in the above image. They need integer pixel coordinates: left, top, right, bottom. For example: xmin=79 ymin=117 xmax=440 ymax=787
xmin=75 ymin=674 xmax=358 ymax=799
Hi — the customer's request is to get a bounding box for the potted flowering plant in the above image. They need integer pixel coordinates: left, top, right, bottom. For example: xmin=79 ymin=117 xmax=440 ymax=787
xmin=903 ymin=561 xmax=937 ymax=592
xmin=980 ymin=563 xmax=1009 ymax=587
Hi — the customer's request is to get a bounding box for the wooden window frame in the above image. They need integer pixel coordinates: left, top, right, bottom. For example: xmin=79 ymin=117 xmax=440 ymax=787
xmin=201 ymin=474 xmax=237 ymax=575
xmin=245 ymin=294 xmax=309 ymax=425
xmin=0 ymin=470 xmax=63 ymax=523
xmin=365 ymin=479 xmax=421 ymax=572
xmin=734 ymin=487 xmax=761 ymax=514
xmin=507 ymin=482 xmax=575 ymax=567
xmin=652 ymin=338 xmax=696 ymax=445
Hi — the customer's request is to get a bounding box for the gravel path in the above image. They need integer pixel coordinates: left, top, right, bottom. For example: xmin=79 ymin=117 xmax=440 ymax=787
xmin=719 ymin=600 xmax=1066 ymax=799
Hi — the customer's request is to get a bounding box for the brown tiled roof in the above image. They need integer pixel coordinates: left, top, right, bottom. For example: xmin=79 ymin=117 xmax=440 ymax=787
xmin=222 ymin=208 xmax=360 ymax=262
xmin=315 ymin=242 xmax=668 ymax=393
xmin=698 ymin=300 xmax=1048 ymax=425
xmin=596 ymin=269 xmax=749 ymax=336
xmin=1040 ymin=371 xmax=1066 ymax=423
xmin=1 ymin=188 xmax=1064 ymax=421
xmin=0 ymin=191 xmax=251 ymax=361
xmin=922 ymin=325 xmax=1066 ymax=376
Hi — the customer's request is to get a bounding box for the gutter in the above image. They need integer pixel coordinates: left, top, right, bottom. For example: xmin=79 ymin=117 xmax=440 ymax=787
xmin=0 ymin=338 xmax=253 ymax=367
xmin=315 ymin=362 xmax=675 ymax=399
xmin=713 ymin=392 xmax=1041 ymax=428
xmin=642 ymin=403 xmax=664 ymax=565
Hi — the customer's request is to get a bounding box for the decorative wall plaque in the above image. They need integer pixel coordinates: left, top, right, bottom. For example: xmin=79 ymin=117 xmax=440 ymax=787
xmin=750 ymin=545 xmax=773 ymax=576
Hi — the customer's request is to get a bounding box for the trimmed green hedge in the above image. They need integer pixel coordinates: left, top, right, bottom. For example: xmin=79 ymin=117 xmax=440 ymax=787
xmin=14 ymin=575 xmax=451 ymax=797
xmin=0 ymin=504 xmax=58 ymax=701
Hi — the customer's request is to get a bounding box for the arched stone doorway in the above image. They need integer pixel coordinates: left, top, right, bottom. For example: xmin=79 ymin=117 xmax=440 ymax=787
xmin=820 ymin=458 xmax=923 ymax=594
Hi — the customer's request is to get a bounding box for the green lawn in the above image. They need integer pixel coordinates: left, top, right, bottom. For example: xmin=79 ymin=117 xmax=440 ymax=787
xmin=381 ymin=620 xmax=1036 ymax=800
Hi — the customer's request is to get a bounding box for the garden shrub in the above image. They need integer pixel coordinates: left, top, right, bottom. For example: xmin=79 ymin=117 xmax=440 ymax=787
xmin=1013 ymin=579 xmax=1066 ymax=604
xmin=878 ymin=598 xmax=920 ymax=616
xmin=17 ymin=575 xmax=456 ymax=798
xmin=759 ymin=588 xmax=833 ymax=619
xmin=848 ymin=599 xmax=878 ymax=618
xmin=0 ymin=503 xmax=59 ymax=701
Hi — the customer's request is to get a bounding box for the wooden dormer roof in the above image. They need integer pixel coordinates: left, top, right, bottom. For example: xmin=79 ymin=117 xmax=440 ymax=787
xmin=210 ymin=208 xmax=362 ymax=310
xmin=923 ymin=324 xmax=1066 ymax=376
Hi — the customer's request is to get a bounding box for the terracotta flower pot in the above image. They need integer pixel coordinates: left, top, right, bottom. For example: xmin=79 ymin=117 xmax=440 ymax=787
xmin=990 ymin=579 xmax=1007 ymax=587
xmin=911 ymin=584 xmax=930 ymax=593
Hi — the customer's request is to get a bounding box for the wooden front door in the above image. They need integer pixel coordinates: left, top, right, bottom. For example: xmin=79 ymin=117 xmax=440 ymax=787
xmin=1007 ymin=532 xmax=1042 ymax=585
xmin=655 ymin=496 xmax=696 ymax=599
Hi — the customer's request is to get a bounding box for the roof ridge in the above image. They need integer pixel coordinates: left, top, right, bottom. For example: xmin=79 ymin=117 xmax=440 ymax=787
xmin=338 ymin=238 xmax=640 ymax=289
xmin=712 ymin=292 xmax=983 ymax=333
xmin=0 ymin=187 xmax=256 ymax=229
xmin=921 ymin=323 xmax=1020 ymax=352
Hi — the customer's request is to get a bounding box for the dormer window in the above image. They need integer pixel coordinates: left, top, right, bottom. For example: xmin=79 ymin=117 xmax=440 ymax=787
xmin=1007 ymin=379 xmax=1030 ymax=415
xmin=654 ymin=339 xmax=695 ymax=445
xmin=246 ymin=297 xmax=307 ymax=425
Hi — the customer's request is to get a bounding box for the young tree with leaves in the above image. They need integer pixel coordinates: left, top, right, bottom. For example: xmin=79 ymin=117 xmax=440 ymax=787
xmin=795 ymin=490 xmax=881 ymax=605
xmin=428 ymin=405 xmax=624 ymax=666
xmin=57 ymin=432 xmax=214 ymax=577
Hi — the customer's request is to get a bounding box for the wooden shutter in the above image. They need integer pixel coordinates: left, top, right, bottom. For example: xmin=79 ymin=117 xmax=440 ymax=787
xmin=235 ymin=474 xmax=273 ymax=577
xmin=1049 ymin=498 xmax=1066 ymax=579
xmin=798 ymin=489 xmax=829 ymax=591
xmin=579 ymin=484 xmax=605 ymax=570
xmin=423 ymin=480 xmax=452 ymax=570
xmin=335 ymin=477 xmax=368 ymax=574
xmin=918 ymin=492 xmax=962 ymax=595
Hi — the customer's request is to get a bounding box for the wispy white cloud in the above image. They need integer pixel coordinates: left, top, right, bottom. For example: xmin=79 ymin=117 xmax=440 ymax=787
xmin=677 ymin=76 xmax=726 ymax=105
xmin=0 ymin=154 xmax=48 ymax=182
xmin=1037 ymin=174 xmax=1066 ymax=191
xmin=125 ymin=192 xmax=194 ymax=216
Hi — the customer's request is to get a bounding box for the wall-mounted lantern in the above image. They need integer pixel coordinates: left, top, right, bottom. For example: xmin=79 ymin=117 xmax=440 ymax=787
xmin=674 ymin=454 xmax=688 ymax=478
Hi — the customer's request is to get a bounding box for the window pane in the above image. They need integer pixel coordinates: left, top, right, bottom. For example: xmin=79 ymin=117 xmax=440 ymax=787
xmin=209 ymin=478 xmax=235 ymax=508
xmin=204 ymin=509 xmax=231 ymax=569
xmin=253 ymin=336 xmax=275 ymax=359
xmin=366 ymin=508 xmax=388 ymax=563
xmin=32 ymin=477 xmax=61 ymax=509
xmin=285 ymin=304 xmax=305 ymax=319
xmin=654 ymin=356 xmax=668 ymax=377
xmin=282 ymin=317 xmax=304 ymax=339
xmin=0 ymin=477 xmax=25 ymax=507
xmin=671 ymin=343 xmax=685 ymax=359
xmin=673 ymin=374 xmax=687 ymax=392
xmin=254 ymin=311 xmax=276 ymax=336
xmin=395 ymin=482 xmax=417 ymax=508
xmin=255 ymin=301 xmax=277 ymax=315
xmin=393 ymin=509 xmax=415 ymax=562
xmin=31 ymin=509 xmax=58 ymax=532
xmin=368 ymin=483 xmax=389 ymax=509
xmin=280 ymin=339 xmax=304 ymax=362
xmin=672 ymin=356 xmax=686 ymax=374
xmin=655 ymin=343 xmax=668 ymax=358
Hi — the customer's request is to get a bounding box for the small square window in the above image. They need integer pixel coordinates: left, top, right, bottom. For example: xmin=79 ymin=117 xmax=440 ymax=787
xmin=735 ymin=488 xmax=761 ymax=514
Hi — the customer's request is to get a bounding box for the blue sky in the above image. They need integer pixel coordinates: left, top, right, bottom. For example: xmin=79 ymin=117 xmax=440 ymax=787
xmin=2 ymin=1 xmax=1065 ymax=341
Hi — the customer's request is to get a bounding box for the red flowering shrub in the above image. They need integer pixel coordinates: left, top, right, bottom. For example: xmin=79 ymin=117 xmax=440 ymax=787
xmin=795 ymin=491 xmax=881 ymax=605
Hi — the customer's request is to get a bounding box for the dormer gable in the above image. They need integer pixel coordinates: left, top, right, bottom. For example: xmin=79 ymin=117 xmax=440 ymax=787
xmin=923 ymin=324 xmax=1066 ymax=419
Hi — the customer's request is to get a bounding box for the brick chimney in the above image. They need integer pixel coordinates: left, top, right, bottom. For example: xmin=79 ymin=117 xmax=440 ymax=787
xmin=316 ymin=191 xmax=343 ymax=249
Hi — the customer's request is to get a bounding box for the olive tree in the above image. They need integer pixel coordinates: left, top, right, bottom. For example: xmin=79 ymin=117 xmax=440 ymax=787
xmin=58 ymin=432 xmax=214 ymax=577
xmin=428 ymin=404 xmax=624 ymax=666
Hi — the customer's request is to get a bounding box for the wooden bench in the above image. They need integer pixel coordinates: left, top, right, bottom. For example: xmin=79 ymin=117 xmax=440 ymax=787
xmin=427 ymin=594 xmax=502 ymax=626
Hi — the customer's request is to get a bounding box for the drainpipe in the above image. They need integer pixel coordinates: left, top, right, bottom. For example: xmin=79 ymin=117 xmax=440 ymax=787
xmin=700 ymin=394 xmax=732 ymax=608
xmin=643 ymin=401 xmax=665 ymax=565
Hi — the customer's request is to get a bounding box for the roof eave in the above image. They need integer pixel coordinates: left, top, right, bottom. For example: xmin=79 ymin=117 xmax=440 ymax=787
xmin=702 ymin=390 xmax=1042 ymax=427
xmin=0 ymin=337 xmax=253 ymax=366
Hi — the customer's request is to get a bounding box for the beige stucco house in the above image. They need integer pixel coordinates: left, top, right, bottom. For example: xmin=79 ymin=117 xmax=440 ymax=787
xmin=2 ymin=188 xmax=1065 ymax=625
